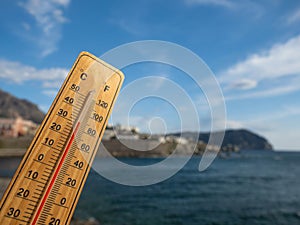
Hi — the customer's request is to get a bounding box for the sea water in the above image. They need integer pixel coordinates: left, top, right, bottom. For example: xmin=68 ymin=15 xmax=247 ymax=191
xmin=75 ymin=150 xmax=300 ymax=225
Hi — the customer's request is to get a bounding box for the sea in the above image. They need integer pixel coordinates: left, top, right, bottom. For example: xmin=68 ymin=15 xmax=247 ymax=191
xmin=73 ymin=150 xmax=300 ymax=225
xmin=1 ymin=150 xmax=300 ymax=225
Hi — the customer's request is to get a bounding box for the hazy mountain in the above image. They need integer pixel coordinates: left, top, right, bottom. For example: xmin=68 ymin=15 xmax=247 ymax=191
xmin=0 ymin=89 xmax=45 ymax=123
xmin=171 ymin=129 xmax=273 ymax=150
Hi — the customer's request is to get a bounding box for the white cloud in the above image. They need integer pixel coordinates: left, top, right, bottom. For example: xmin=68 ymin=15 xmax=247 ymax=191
xmin=21 ymin=22 xmax=31 ymax=31
xmin=19 ymin=0 xmax=71 ymax=56
xmin=52 ymin=0 xmax=70 ymax=7
xmin=286 ymin=8 xmax=300 ymax=24
xmin=221 ymin=35 xmax=300 ymax=81
xmin=226 ymin=120 xmax=244 ymax=129
xmin=42 ymin=89 xmax=59 ymax=98
xmin=220 ymin=35 xmax=300 ymax=99
xmin=184 ymin=0 xmax=265 ymax=22
xmin=184 ymin=0 xmax=263 ymax=14
xmin=227 ymin=79 xmax=257 ymax=90
xmin=0 ymin=58 xmax=67 ymax=95
xmin=185 ymin=0 xmax=235 ymax=8
xmin=39 ymin=104 xmax=50 ymax=113
xmin=145 ymin=75 xmax=170 ymax=91
xmin=43 ymin=80 xmax=64 ymax=88
xmin=111 ymin=19 xmax=144 ymax=36
xmin=226 ymin=78 xmax=300 ymax=100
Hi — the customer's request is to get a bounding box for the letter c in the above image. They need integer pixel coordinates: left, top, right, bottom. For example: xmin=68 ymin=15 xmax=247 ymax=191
xmin=80 ymin=73 xmax=87 ymax=80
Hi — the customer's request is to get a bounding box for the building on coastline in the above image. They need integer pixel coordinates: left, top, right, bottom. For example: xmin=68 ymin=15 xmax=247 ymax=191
xmin=103 ymin=124 xmax=140 ymax=141
xmin=0 ymin=117 xmax=38 ymax=137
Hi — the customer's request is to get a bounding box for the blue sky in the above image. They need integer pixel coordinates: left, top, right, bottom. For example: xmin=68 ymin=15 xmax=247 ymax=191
xmin=0 ymin=0 xmax=300 ymax=150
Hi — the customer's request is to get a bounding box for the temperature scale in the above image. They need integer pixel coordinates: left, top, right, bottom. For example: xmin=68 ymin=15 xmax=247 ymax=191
xmin=0 ymin=52 xmax=124 ymax=225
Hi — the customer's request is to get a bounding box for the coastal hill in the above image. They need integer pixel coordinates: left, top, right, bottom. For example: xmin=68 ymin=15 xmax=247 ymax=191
xmin=172 ymin=129 xmax=273 ymax=150
xmin=0 ymin=89 xmax=44 ymax=123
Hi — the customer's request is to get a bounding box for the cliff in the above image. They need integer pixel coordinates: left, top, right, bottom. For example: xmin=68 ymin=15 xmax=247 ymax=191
xmin=0 ymin=89 xmax=44 ymax=123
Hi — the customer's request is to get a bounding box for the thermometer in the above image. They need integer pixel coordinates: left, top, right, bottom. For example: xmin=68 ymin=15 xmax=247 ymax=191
xmin=0 ymin=52 xmax=124 ymax=225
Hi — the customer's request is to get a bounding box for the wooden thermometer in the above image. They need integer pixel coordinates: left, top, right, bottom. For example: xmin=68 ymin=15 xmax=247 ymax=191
xmin=0 ymin=52 xmax=124 ymax=225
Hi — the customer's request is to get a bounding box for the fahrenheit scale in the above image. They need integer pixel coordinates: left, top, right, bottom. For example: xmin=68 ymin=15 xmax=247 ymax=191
xmin=0 ymin=52 xmax=124 ymax=225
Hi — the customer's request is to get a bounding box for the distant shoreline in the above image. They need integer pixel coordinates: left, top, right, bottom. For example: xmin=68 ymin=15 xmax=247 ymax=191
xmin=0 ymin=146 xmax=274 ymax=159
xmin=0 ymin=147 xmax=278 ymax=158
xmin=0 ymin=148 xmax=26 ymax=157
